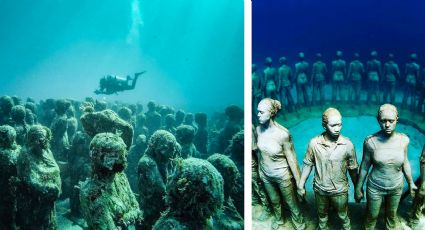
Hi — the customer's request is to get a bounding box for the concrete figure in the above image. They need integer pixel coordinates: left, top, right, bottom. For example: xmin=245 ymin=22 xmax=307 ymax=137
xmin=331 ymin=51 xmax=347 ymax=102
xmin=16 ymin=125 xmax=61 ymax=229
xmin=347 ymin=53 xmax=365 ymax=104
xmin=152 ymin=158 xmax=224 ymax=230
xmin=262 ymin=57 xmax=279 ymax=99
xmin=194 ymin=112 xmax=208 ymax=156
xmin=278 ymin=57 xmax=296 ymax=111
xmin=366 ymin=51 xmax=382 ymax=104
xmin=402 ymin=53 xmax=420 ymax=111
xmin=382 ymin=54 xmax=400 ymax=104
xmin=311 ymin=53 xmax=327 ymax=105
xmin=252 ymin=64 xmax=263 ymax=122
xmin=79 ymin=133 xmax=142 ymax=229
xmin=297 ymin=108 xmax=358 ymax=230
xmin=295 ymin=52 xmax=310 ymax=107
xmin=0 ymin=125 xmax=21 ymax=229
xmin=409 ymin=145 xmax=425 ymax=228
xmin=137 ymin=130 xmax=180 ymax=230
xmin=355 ymin=104 xmax=416 ymax=230
xmin=256 ymin=98 xmax=305 ymax=230
xmin=10 ymin=105 xmax=29 ymax=146
xmin=175 ymin=125 xmax=198 ymax=159
xmin=208 ymin=154 xmax=244 ymax=230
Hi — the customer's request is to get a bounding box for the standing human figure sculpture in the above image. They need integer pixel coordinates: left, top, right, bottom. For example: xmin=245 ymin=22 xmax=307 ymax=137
xmin=347 ymin=53 xmax=365 ymax=104
xmin=256 ymin=98 xmax=305 ymax=230
xmin=252 ymin=64 xmax=262 ymax=123
xmin=366 ymin=51 xmax=382 ymax=104
xmin=331 ymin=51 xmax=347 ymax=103
xmin=262 ymin=57 xmax=278 ymax=100
xmin=277 ymin=57 xmax=296 ymax=112
xmin=355 ymin=104 xmax=417 ymax=230
xmin=295 ymin=52 xmax=310 ymax=108
xmin=402 ymin=53 xmax=420 ymax=111
xmin=311 ymin=53 xmax=327 ymax=106
xmin=382 ymin=53 xmax=400 ymax=104
xmin=16 ymin=125 xmax=61 ymax=229
xmin=409 ymin=144 xmax=425 ymax=228
xmin=297 ymin=108 xmax=358 ymax=230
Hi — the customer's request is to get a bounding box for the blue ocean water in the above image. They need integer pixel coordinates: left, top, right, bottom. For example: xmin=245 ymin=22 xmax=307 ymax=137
xmin=253 ymin=0 xmax=425 ymax=66
xmin=0 ymin=0 xmax=244 ymax=114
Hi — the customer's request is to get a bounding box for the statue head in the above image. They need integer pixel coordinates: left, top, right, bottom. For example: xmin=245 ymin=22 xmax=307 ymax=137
xmin=279 ymin=56 xmax=287 ymax=64
xmin=377 ymin=104 xmax=398 ymax=136
xmin=257 ymin=98 xmax=281 ymax=124
xmin=27 ymin=125 xmax=52 ymax=152
xmin=322 ymin=108 xmax=342 ymax=139
xmin=195 ymin=112 xmax=207 ymax=127
xmin=175 ymin=125 xmax=195 ymax=145
xmin=265 ymin=57 xmax=273 ymax=65
xmin=298 ymin=52 xmax=305 ymax=60
xmin=165 ymin=114 xmax=176 ymax=127
xmin=90 ymin=132 xmax=127 ymax=173
xmin=145 ymin=130 xmax=178 ymax=161
xmin=165 ymin=158 xmax=224 ymax=221
xmin=371 ymin=50 xmax=378 ymax=58
xmin=207 ymin=153 xmax=239 ymax=199
xmin=336 ymin=50 xmax=343 ymax=58
xmin=410 ymin=53 xmax=417 ymax=61
xmin=11 ymin=105 xmax=26 ymax=123
xmin=315 ymin=53 xmax=322 ymax=60
xmin=0 ymin=125 xmax=17 ymax=149
xmin=353 ymin=52 xmax=360 ymax=59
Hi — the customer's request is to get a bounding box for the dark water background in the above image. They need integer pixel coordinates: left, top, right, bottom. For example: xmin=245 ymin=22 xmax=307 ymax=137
xmin=253 ymin=0 xmax=425 ymax=68
xmin=0 ymin=0 xmax=244 ymax=114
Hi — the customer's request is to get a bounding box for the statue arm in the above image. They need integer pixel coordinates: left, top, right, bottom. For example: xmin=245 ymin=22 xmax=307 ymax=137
xmin=283 ymin=134 xmax=301 ymax=184
xmin=402 ymin=138 xmax=417 ymax=195
xmin=297 ymin=143 xmax=314 ymax=197
xmin=355 ymin=140 xmax=372 ymax=201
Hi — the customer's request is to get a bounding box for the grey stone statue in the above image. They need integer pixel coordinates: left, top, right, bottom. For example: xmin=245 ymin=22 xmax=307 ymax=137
xmin=355 ymin=104 xmax=417 ymax=230
xmin=409 ymin=144 xmax=425 ymax=228
xmin=297 ymin=108 xmax=358 ymax=230
xmin=256 ymin=98 xmax=305 ymax=230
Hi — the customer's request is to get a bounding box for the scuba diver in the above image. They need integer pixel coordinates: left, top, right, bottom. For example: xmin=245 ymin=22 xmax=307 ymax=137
xmin=94 ymin=71 xmax=146 ymax=95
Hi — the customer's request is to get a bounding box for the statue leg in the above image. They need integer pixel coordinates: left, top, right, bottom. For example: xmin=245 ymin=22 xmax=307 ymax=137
xmin=261 ymin=175 xmax=283 ymax=225
xmin=280 ymin=182 xmax=305 ymax=230
xmin=364 ymin=185 xmax=384 ymax=230
xmin=330 ymin=193 xmax=351 ymax=230
xmin=384 ymin=187 xmax=402 ymax=230
xmin=315 ymin=192 xmax=330 ymax=230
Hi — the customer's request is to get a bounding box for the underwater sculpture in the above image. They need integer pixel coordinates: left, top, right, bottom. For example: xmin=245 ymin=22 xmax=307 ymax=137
xmin=208 ymin=153 xmax=244 ymax=230
xmin=366 ymin=50 xmax=382 ymax=104
xmin=68 ymin=131 xmax=91 ymax=218
xmin=0 ymin=125 xmax=21 ymax=229
xmin=252 ymin=64 xmax=262 ymax=123
xmin=79 ymin=132 xmax=142 ymax=229
xmin=163 ymin=114 xmax=177 ymax=134
xmin=137 ymin=130 xmax=180 ymax=230
xmin=118 ymin=106 xmax=136 ymax=128
xmin=382 ymin=53 xmax=400 ymax=104
xmin=10 ymin=105 xmax=29 ymax=146
xmin=175 ymin=125 xmax=198 ymax=158
xmin=183 ymin=113 xmax=197 ymax=132
xmin=331 ymin=50 xmax=347 ymax=103
xmin=256 ymin=98 xmax=305 ymax=230
xmin=347 ymin=53 xmax=365 ymax=104
xmin=194 ymin=112 xmax=208 ymax=155
xmin=66 ymin=105 xmax=78 ymax=143
xmin=355 ymin=104 xmax=416 ymax=230
xmin=311 ymin=53 xmax=327 ymax=106
xmin=94 ymin=71 xmax=146 ymax=95
xmin=135 ymin=113 xmax=149 ymax=140
xmin=16 ymin=125 xmax=61 ymax=229
xmin=152 ymin=158 xmax=224 ymax=230
xmin=80 ymin=106 xmax=133 ymax=149
xmin=212 ymin=105 xmax=243 ymax=154
xmin=278 ymin=56 xmax=296 ymax=111
xmin=126 ymin=134 xmax=147 ymax=191
xmin=295 ymin=52 xmax=310 ymax=107
xmin=402 ymin=53 xmax=420 ymax=111
xmin=0 ymin=95 xmax=14 ymax=125
xmin=297 ymin=108 xmax=358 ymax=230
xmin=409 ymin=144 xmax=425 ymax=228
xmin=262 ymin=57 xmax=278 ymax=100
xmin=50 ymin=99 xmax=71 ymax=162
xmin=175 ymin=109 xmax=185 ymax=127
xmin=25 ymin=101 xmax=38 ymax=125
xmin=145 ymin=101 xmax=162 ymax=136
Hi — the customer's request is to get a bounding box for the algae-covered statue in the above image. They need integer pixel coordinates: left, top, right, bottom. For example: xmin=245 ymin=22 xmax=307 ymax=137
xmin=297 ymin=108 xmax=358 ymax=230
xmin=16 ymin=125 xmax=61 ymax=229
xmin=10 ymin=105 xmax=29 ymax=146
xmin=402 ymin=53 xmax=420 ymax=111
xmin=79 ymin=132 xmax=142 ymax=229
xmin=208 ymin=154 xmax=244 ymax=230
xmin=256 ymin=98 xmax=305 ymax=230
xmin=175 ymin=125 xmax=198 ymax=158
xmin=0 ymin=125 xmax=21 ymax=229
xmin=137 ymin=130 xmax=180 ymax=230
xmin=152 ymin=158 xmax=224 ymax=230
xmin=94 ymin=71 xmax=146 ymax=95
xmin=355 ymin=104 xmax=417 ymax=230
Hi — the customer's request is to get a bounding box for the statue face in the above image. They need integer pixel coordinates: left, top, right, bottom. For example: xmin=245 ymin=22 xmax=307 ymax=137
xmin=378 ymin=110 xmax=397 ymax=135
xmin=257 ymin=101 xmax=272 ymax=125
xmin=324 ymin=115 xmax=342 ymax=139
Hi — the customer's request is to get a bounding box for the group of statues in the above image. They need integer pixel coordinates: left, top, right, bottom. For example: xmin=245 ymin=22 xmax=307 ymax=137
xmin=0 ymin=94 xmax=244 ymax=229
xmin=252 ymin=51 xmax=425 ymax=121
xmin=253 ymin=98 xmax=425 ymax=230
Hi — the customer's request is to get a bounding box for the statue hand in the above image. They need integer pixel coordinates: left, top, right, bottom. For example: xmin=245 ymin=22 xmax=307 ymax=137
xmin=355 ymin=188 xmax=363 ymax=202
xmin=297 ymin=187 xmax=306 ymax=198
xmin=410 ymin=183 xmax=418 ymax=197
